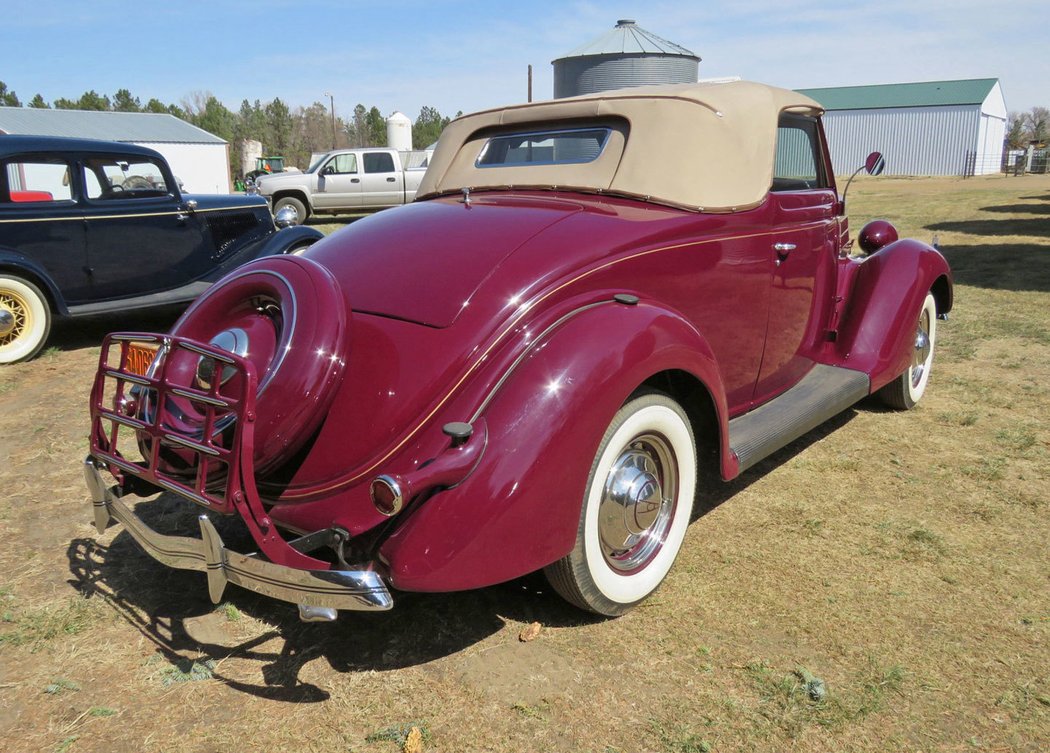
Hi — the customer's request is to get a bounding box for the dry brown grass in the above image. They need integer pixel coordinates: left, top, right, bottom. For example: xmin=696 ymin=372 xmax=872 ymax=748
xmin=0 ymin=175 xmax=1047 ymax=753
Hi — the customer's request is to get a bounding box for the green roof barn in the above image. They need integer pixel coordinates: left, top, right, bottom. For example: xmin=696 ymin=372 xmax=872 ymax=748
xmin=798 ymin=78 xmax=1006 ymax=176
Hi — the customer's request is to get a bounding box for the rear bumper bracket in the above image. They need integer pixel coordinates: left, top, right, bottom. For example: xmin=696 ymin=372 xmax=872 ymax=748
xmin=84 ymin=457 xmax=393 ymax=613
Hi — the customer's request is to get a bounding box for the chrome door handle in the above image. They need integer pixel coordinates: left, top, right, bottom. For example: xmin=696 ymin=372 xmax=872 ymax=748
xmin=773 ymin=242 xmax=796 ymax=252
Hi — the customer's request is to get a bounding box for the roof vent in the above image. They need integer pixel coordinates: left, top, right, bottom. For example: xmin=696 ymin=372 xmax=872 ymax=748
xmin=616 ymin=19 xmax=636 ymax=26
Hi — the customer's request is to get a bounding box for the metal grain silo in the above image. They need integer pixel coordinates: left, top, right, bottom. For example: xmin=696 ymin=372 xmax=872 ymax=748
xmin=553 ymin=20 xmax=700 ymax=99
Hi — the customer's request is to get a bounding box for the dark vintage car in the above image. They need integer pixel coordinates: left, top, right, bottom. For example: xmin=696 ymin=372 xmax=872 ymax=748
xmin=85 ymin=82 xmax=952 ymax=620
xmin=0 ymin=135 xmax=323 ymax=363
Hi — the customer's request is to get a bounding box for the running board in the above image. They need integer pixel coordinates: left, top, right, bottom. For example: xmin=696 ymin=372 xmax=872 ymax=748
xmin=729 ymin=364 xmax=870 ymax=474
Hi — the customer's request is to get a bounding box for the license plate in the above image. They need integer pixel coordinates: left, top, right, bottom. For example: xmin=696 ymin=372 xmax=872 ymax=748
xmin=125 ymin=343 xmax=159 ymax=376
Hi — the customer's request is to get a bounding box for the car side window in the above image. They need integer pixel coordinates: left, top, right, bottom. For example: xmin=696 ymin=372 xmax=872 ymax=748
xmin=83 ymin=157 xmax=170 ymax=200
xmin=329 ymin=154 xmax=358 ymax=175
xmin=363 ymin=152 xmax=395 ymax=174
xmin=772 ymin=116 xmax=827 ymax=192
xmin=2 ymin=159 xmax=73 ymax=203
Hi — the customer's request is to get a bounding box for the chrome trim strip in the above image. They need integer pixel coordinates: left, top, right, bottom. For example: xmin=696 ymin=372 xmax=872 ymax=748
xmin=105 ymin=412 xmax=148 ymax=431
xmin=84 ymin=458 xmax=393 ymax=612
xmin=169 ymin=388 xmax=231 ymax=408
xmin=469 ymin=300 xmax=609 ymax=422
xmin=104 ymin=369 xmax=150 ymax=386
xmin=162 ymin=433 xmax=222 ymax=457
xmin=111 ymin=334 xmax=161 ymax=343
xmin=151 ymin=475 xmax=214 ymax=507
xmin=0 ymin=205 xmax=261 ymax=225
xmin=179 ymin=342 xmax=237 ymax=363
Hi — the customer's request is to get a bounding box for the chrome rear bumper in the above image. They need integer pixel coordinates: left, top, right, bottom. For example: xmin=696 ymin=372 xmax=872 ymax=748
xmin=84 ymin=458 xmax=393 ymax=613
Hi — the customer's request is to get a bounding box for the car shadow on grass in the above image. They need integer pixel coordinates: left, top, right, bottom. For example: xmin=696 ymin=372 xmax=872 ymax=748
xmin=65 ymin=407 xmax=867 ymax=702
xmin=48 ymin=307 xmax=183 ymax=354
xmin=65 ymin=492 xmax=599 ymax=703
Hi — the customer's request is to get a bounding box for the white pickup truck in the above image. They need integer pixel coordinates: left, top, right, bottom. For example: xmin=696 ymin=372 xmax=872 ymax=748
xmin=254 ymin=148 xmax=432 ymax=224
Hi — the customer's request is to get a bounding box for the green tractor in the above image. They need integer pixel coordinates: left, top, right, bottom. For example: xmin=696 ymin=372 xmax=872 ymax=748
xmin=245 ymin=156 xmax=286 ymax=183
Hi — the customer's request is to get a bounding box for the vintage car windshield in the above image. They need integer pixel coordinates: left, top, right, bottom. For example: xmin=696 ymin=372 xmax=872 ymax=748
xmin=476 ymin=127 xmax=612 ymax=168
xmin=82 ymin=157 xmax=170 ymax=199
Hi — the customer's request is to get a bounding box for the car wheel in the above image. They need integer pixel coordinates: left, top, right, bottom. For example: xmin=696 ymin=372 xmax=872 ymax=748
xmin=544 ymin=392 xmax=697 ymax=616
xmin=878 ymin=292 xmax=937 ymax=410
xmin=273 ymin=196 xmax=307 ymax=226
xmin=0 ymin=276 xmax=51 ymax=364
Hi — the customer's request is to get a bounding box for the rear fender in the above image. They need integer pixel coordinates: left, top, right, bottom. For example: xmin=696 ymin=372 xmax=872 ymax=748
xmin=0 ymin=248 xmax=66 ymax=315
xmin=835 ymin=239 xmax=952 ymax=392
xmin=379 ymin=299 xmax=728 ymax=593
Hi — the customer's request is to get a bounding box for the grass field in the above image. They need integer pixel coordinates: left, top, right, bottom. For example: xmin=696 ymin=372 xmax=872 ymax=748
xmin=0 ymin=174 xmax=1047 ymax=753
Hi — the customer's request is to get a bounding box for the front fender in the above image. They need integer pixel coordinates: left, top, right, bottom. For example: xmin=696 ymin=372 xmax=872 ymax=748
xmin=253 ymin=225 xmax=324 ymax=258
xmin=835 ymin=239 xmax=952 ymax=392
xmin=379 ymin=299 xmax=728 ymax=593
xmin=0 ymin=247 xmax=67 ymax=315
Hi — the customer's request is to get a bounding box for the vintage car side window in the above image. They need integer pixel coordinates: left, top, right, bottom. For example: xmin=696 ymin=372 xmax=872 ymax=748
xmin=772 ymin=117 xmax=827 ymax=191
xmin=327 ymin=154 xmax=358 ymax=175
xmin=363 ymin=152 xmax=395 ymax=174
xmin=476 ymin=127 xmax=612 ymax=167
xmin=83 ymin=157 xmax=169 ymax=200
xmin=3 ymin=159 xmax=73 ymax=203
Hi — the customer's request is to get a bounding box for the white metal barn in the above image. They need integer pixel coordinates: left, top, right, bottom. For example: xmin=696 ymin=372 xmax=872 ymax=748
xmin=797 ymin=79 xmax=1006 ymax=176
xmin=0 ymin=108 xmax=231 ymax=193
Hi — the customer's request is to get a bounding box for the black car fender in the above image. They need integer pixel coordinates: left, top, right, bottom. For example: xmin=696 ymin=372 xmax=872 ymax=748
xmin=0 ymin=246 xmax=68 ymax=316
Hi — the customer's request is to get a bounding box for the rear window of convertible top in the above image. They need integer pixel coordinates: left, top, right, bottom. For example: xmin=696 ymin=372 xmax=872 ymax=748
xmin=475 ymin=127 xmax=611 ymax=168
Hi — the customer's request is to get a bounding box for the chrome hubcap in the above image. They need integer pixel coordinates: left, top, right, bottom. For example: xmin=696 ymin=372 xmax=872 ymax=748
xmin=0 ymin=308 xmax=14 ymax=338
xmin=597 ymin=433 xmax=677 ymax=572
xmin=910 ymin=308 xmax=932 ymax=388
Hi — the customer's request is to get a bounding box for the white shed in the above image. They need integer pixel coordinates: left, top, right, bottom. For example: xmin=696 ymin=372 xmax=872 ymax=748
xmin=0 ymin=108 xmax=232 ymax=193
xmin=797 ymin=78 xmax=1006 ymax=176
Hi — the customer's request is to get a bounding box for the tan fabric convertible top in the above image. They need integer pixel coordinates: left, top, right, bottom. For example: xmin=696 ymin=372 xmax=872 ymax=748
xmin=416 ymin=80 xmax=823 ymax=212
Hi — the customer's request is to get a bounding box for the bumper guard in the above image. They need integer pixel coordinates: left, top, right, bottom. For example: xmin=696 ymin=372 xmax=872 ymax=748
xmin=85 ymin=457 xmax=393 ymax=613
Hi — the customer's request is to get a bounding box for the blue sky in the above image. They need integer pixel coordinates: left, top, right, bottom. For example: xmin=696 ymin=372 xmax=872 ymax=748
xmin=4 ymin=0 xmax=1045 ymax=121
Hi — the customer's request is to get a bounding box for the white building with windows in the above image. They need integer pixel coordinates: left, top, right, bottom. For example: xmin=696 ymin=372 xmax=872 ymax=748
xmin=797 ymin=78 xmax=1006 ymax=176
xmin=0 ymin=108 xmax=231 ymax=193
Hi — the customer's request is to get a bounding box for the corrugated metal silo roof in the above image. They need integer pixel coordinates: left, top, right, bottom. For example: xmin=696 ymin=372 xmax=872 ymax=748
xmin=0 ymin=107 xmax=226 ymax=144
xmin=553 ymin=19 xmax=700 ymax=61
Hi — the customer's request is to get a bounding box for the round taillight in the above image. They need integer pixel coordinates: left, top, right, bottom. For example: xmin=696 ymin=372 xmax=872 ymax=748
xmin=370 ymin=475 xmax=404 ymax=516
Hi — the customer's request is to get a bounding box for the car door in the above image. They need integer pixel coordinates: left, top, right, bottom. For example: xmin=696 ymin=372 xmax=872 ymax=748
xmin=0 ymin=155 xmax=90 ymax=302
xmin=752 ymin=114 xmax=839 ymax=405
xmin=79 ymin=153 xmax=209 ymax=301
xmin=360 ymin=151 xmax=403 ymax=207
xmin=314 ymin=153 xmax=364 ymax=210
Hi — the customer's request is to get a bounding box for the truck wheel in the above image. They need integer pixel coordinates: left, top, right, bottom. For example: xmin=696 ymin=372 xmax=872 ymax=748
xmin=878 ymin=292 xmax=937 ymax=410
xmin=544 ymin=392 xmax=697 ymax=616
xmin=273 ymin=196 xmax=308 ymax=226
xmin=0 ymin=276 xmax=52 ymax=364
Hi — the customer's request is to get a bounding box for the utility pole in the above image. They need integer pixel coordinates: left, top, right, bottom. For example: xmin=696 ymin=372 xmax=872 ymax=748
xmin=324 ymin=91 xmax=336 ymax=149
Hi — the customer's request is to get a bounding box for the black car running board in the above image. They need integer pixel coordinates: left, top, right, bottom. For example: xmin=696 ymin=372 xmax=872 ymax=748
xmin=729 ymin=364 xmax=870 ymax=474
xmin=67 ymin=281 xmax=211 ymax=316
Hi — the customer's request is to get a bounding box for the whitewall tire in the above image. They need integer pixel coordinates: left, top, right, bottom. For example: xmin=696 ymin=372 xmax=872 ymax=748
xmin=0 ymin=276 xmax=51 ymax=364
xmin=878 ymin=292 xmax=937 ymax=410
xmin=545 ymin=392 xmax=697 ymax=616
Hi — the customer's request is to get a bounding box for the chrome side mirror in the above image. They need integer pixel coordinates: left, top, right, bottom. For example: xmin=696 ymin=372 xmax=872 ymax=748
xmin=842 ymin=151 xmax=886 ymax=209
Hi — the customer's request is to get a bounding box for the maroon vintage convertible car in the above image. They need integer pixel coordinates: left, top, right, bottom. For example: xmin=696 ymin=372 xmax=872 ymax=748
xmin=85 ymin=81 xmax=951 ymax=620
